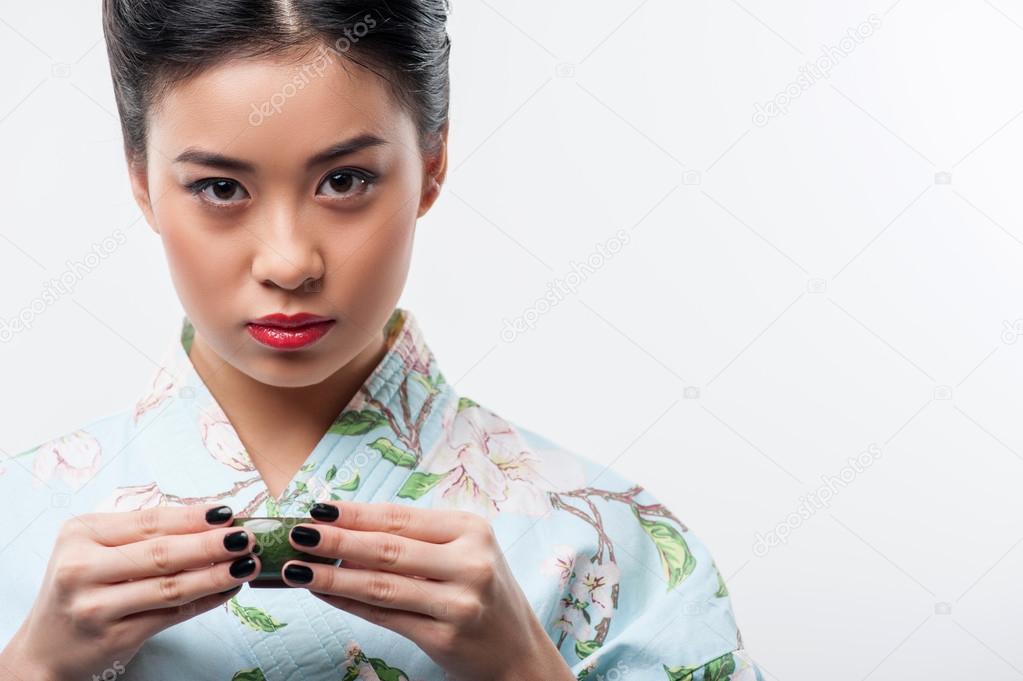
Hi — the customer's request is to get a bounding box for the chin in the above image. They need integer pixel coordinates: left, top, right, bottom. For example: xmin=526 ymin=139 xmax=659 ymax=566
xmin=240 ymin=349 xmax=341 ymax=388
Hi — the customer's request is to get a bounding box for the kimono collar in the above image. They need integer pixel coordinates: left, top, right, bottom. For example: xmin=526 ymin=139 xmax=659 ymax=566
xmin=127 ymin=307 xmax=452 ymax=517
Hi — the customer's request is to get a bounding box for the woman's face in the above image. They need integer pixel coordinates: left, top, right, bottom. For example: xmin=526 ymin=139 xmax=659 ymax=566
xmin=128 ymin=44 xmax=446 ymax=388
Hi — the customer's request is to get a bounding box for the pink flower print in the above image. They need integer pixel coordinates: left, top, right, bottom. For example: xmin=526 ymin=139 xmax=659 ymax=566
xmin=569 ymin=560 xmax=620 ymax=621
xmin=32 ymin=431 xmax=102 ymax=490
xmin=133 ymin=367 xmax=180 ymax=423
xmin=199 ymin=405 xmax=254 ymax=472
xmin=554 ymin=598 xmax=594 ymax=641
xmin=95 ymin=482 xmax=166 ymax=512
xmin=421 ymin=404 xmax=586 ymax=518
xmin=394 ymin=332 xmax=432 ymax=376
xmin=540 ymin=544 xmax=577 ymax=590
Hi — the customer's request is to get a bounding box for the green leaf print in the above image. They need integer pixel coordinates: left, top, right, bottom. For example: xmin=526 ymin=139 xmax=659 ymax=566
xmin=714 ymin=564 xmax=729 ymax=598
xmin=368 ymin=437 xmax=417 ymax=468
xmin=635 ymin=512 xmax=696 ymax=590
xmin=181 ymin=320 xmax=195 ymax=354
xmin=703 ymin=653 xmax=737 ymax=680
xmin=396 ymin=471 xmax=447 ymax=500
xmin=228 ymin=597 xmax=288 ymax=632
xmin=574 ymin=638 xmax=602 ymax=660
xmin=411 ymin=373 xmax=439 ymax=395
xmin=367 ymin=657 xmax=410 ymax=681
xmin=663 ymin=653 xmax=736 ymax=681
xmin=264 ymin=495 xmax=280 ymax=517
xmin=663 ymin=665 xmax=696 ymax=681
xmin=457 ymin=396 xmax=479 ymax=412
xmin=342 ymin=652 xmax=410 ymax=681
xmin=338 ymin=472 xmax=360 ymax=491
xmin=325 ymin=465 xmax=337 ymax=481
xmin=329 ymin=410 xmax=388 ymax=436
xmin=230 ymin=669 xmax=265 ymax=681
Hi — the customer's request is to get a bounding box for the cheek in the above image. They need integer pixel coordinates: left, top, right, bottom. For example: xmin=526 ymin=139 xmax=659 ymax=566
xmin=156 ymin=205 xmax=246 ymax=309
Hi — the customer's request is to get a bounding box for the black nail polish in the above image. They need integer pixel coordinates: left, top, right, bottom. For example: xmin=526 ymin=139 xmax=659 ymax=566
xmin=206 ymin=505 xmax=233 ymax=524
xmin=230 ymin=556 xmax=256 ymax=578
xmin=223 ymin=530 xmax=249 ymax=552
xmin=291 ymin=526 xmax=320 ymax=547
xmin=284 ymin=564 xmax=313 ymax=584
xmin=310 ymin=503 xmax=339 ymax=522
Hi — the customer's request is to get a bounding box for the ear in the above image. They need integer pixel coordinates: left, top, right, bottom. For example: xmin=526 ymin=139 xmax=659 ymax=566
xmin=417 ymin=124 xmax=449 ymax=219
xmin=127 ymin=152 xmax=159 ymax=235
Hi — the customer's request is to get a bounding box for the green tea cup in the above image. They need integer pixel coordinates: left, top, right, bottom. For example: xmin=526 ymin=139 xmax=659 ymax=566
xmin=231 ymin=516 xmax=339 ymax=588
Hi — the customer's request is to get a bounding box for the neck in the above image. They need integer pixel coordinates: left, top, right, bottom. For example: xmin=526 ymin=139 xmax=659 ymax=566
xmin=188 ymin=327 xmax=390 ymax=489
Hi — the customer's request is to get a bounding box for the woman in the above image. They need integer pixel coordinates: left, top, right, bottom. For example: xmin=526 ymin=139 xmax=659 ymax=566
xmin=0 ymin=1 xmax=762 ymax=679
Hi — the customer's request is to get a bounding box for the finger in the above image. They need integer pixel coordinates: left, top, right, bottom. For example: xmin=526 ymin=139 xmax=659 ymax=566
xmin=90 ymin=526 xmax=256 ymax=583
xmin=117 ymin=583 xmax=245 ymax=640
xmin=310 ymin=591 xmax=435 ymax=643
xmin=288 ymin=523 xmax=460 ymax=580
xmin=281 ymin=561 xmax=453 ymax=617
xmin=309 ymin=501 xmax=475 ymax=544
xmin=68 ymin=504 xmax=236 ymax=547
xmin=100 ymin=553 xmax=260 ymax=620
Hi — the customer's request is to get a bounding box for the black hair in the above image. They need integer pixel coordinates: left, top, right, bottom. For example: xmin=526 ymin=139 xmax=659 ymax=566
xmin=101 ymin=0 xmax=451 ymax=165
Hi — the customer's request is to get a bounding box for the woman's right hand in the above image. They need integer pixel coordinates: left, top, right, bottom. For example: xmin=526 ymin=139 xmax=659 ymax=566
xmin=0 ymin=503 xmax=261 ymax=681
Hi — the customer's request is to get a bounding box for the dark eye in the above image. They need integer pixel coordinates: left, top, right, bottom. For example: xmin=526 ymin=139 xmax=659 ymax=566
xmin=190 ymin=179 xmax=249 ymax=205
xmin=317 ymin=169 xmax=375 ymax=200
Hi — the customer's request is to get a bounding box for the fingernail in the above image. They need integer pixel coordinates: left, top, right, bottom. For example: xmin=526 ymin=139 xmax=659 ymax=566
xmin=310 ymin=503 xmax=339 ymax=522
xmin=223 ymin=530 xmax=249 ymax=552
xmin=291 ymin=525 xmax=320 ymax=547
xmin=230 ymin=556 xmax=257 ymax=578
xmin=284 ymin=563 xmax=313 ymax=584
xmin=206 ymin=505 xmax=233 ymax=524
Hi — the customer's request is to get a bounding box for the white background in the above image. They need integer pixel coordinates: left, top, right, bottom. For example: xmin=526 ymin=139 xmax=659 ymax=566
xmin=3 ymin=0 xmax=1023 ymax=678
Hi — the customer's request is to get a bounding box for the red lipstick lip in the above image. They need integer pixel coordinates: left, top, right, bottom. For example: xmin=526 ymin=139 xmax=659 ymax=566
xmin=248 ymin=313 xmax=335 ymax=329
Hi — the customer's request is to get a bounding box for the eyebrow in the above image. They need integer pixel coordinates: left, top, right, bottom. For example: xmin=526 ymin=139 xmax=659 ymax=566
xmin=173 ymin=133 xmax=389 ymax=172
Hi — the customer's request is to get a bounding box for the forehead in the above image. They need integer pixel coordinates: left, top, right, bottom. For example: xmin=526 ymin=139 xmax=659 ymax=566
xmin=147 ymin=45 xmax=414 ymax=166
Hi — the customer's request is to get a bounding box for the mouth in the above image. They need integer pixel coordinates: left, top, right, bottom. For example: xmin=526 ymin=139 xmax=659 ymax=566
xmin=246 ymin=313 xmax=337 ymax=351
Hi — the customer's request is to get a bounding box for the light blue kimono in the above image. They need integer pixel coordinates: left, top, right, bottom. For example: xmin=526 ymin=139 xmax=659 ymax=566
xmin=1 ymin=308 xmax=763 ymax=680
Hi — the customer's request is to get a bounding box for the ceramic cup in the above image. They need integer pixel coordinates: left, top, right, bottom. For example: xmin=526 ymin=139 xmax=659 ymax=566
xmin=231 ymin=516 xmax=340 ymax=588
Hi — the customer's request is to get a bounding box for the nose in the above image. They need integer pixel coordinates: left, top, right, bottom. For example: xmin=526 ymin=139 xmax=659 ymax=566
xmin=249 ymin=209 xmax=326 ymax=291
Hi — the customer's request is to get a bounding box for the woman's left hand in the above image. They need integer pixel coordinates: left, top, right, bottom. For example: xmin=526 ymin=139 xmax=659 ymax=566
xmin=280 ymin=500 xmax=575 ymax=681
